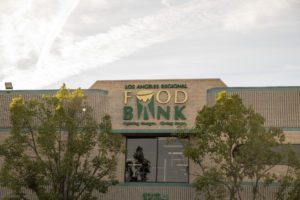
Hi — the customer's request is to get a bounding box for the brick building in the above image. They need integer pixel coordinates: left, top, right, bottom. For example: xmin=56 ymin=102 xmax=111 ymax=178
xmin=1 ymin=79 xmax=300 ymax=199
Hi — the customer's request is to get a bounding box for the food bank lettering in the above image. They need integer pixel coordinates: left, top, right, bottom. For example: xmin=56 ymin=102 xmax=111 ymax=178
xmin=123 ymin=84 xmax=188 ymax=127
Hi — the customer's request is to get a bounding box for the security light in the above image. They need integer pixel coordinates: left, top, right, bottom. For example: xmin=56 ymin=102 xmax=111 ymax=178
xmin=5 ymin=82 xmax=13 ymax=90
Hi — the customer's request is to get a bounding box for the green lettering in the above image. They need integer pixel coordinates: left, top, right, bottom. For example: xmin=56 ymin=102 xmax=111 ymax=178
xmin=157 ymin=106 xmax=170 ymax=120
xmin=143 ymin=193 xmax=147 ymax=200
xmin=143 ymin=193 xmax=151 ymax=200
xmin=175 ymin=106 xmax=186 ymax=120
xmin=154 ymin=193 xmax=160 ymax=200
xmin=123 ymin=106 xmax=133 ymax=120
xmin=148 ymin=97 xmax=155 ymax=118
xmin=137 ymin=97 xmax=155 ymax=119
xmin=161 ymin=195 xmax=169 ymax=200
xmin=144 ymin=107 xmax=149 ymax=120
xmin=137 ymin=99 xmax=143 ymax=119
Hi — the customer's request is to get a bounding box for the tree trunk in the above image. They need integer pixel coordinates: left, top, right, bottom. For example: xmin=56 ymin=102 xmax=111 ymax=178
xmin=229 ymin=188 xmax=237 ymax=200
xmin=252 ymin=180 xmax=259 ymax=200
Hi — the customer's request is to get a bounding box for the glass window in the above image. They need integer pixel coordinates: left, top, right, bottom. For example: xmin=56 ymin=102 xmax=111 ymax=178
xmin=125 ymin=137 xmax=188 ymax=183
xmin=273 ymin=144 xmax=300 ymax=164
xmin=157 ymin=138 xmax=188 ymax=182
xmin=125 ymin=138 xmax=157 ymax=182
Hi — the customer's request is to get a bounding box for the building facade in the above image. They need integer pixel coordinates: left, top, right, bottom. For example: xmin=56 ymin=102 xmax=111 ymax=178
xmin=1 ymin=79 xmax=300 ymax=200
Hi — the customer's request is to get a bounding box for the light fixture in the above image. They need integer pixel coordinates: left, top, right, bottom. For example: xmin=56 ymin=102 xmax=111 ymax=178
xmin=5 ymin=82 xmax=13 ymax=90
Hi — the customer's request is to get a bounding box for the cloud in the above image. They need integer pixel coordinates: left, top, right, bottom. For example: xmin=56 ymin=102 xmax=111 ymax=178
xmin=0 ymin=0 xmax=76 ymax=74
xmin=0 ymin=0 xmax=298 ymax=89
xmin=222 ymin=0 xmax=298 ymax=31
xmin=161 ymin=0 xmax=171 ymax=7
xmin=35 ymin=0 xmax=80 ymax=70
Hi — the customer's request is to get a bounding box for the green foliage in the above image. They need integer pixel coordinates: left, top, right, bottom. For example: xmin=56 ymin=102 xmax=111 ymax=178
xmin=0 ymin=84 xmax=122 ymax=200
xmin=185 ymin=91 xmax=285 ymax=200
xmin=276 ymin=146 xmax=300 ymax=200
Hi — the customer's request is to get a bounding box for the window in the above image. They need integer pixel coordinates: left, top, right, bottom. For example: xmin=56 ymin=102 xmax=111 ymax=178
xmin=125 ymin=137 xmax=188 ymax=183
xmin=157 ymin=138 xmax=188 ymax=182
xmin=273 ymin=144 xmax=300 ymax=165
xmin=125 ymin=138 xmax=157 ymax=182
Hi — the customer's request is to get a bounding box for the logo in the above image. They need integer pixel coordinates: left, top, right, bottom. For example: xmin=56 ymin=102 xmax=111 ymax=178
xmin=136 ymin=90 xmax=155 ymax=120
xmin=122 ymin=84 xmax=188 ymax=127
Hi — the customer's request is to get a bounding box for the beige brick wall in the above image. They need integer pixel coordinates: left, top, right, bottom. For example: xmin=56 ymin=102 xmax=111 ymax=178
xmin=0 ymin=90 xmax=108 ymax=127
xmin=2 ymin=81 xmax=299 ymax=186
xmin=207 ymin=88 xmax=300 ymax=128
xmin=90 ymin=79 xmax=226 ymax=132
xmin=90 ymin=79 xmax=226 ymax=183
xmin=115 ymin=137 xmax=126 ymax=182
xmin=188 ymin=130 xmax=300 ymax=184
xmin=283 ymin=130 xmax=300 ymax=143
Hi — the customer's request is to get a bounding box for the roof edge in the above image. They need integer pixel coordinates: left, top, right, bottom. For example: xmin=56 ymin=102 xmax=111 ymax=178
xmin=90 ymin=78 xmax=226 ymax=88
xmin=0 ymin=89 xmax=108 ymax=95
xmin=208 ymin=86 xmax=300 ymax=93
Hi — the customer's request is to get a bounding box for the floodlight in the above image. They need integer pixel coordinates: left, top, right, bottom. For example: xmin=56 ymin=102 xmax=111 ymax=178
xmin=5 ymin=82 xmax=13 ymax=90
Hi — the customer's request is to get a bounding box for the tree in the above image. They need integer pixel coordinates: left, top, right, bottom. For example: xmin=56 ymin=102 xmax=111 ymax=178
xmin=0 ymin=85 xmax=123 ymax=200
xmin=184 ymin=91 xmax=284 ymax=200
xmin=276 ymin=146 xmax=300 ymax=200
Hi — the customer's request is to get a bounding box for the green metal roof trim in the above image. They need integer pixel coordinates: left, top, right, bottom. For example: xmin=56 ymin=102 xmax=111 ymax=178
xmin=0 ymin=128 xmax=10 ymax=132
xmin=111 ymin=128 xmax=300 ymax=134
xmin=1 ymin=128 xmax=300 ymax=132
xmin=112 ymin=129 xmax=190 ymax=134
xmin=0 ymin=128 xmax=189 ymax=133
xmin=0 ymin=89 xmax=108 ymax=95
xmin=208 ymin=86 xmax=300 ymax=94
xmin=241 ymin=181 xmax=282 ymax=187
xmin=282 ymin=128 xmax=300 ymax=131
xmin=117 ymin=182 xmax=282 ymax=187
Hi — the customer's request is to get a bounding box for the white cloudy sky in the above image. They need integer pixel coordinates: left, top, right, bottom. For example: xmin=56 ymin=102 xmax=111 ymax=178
xmin=0 ymin=0 xmax=299 ymax=89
